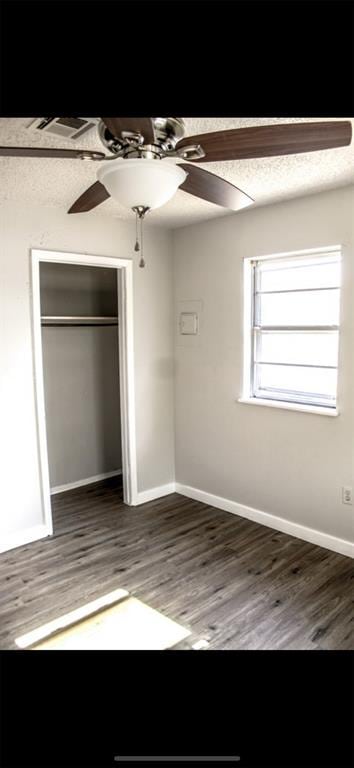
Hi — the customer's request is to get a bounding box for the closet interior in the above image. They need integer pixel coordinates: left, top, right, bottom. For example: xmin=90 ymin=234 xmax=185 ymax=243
xmin=39 ymin=261 xmax=123 ymax=515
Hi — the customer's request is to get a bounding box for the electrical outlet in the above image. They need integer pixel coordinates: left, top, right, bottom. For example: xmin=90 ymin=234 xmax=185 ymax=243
xmin=342 ymin=486 xmax=352 ymax=505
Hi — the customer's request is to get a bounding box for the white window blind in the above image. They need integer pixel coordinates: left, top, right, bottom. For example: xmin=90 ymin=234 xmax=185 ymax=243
xmin=248 ymin=249 xmax=341 ymax=410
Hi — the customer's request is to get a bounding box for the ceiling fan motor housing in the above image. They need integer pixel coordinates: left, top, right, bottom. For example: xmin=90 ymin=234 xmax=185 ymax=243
xmin=98 ymin=117 xmax=188 ymax=159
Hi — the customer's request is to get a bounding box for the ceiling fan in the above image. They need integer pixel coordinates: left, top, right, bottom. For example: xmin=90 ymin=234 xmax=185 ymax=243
xmin=1 ymin=117 xmax=351 ymax=266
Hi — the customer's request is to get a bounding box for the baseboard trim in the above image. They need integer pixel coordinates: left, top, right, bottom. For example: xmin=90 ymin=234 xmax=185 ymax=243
xmin=175 ymin=483 xmax=354 ymax=559
xmin=0 ymin=524 xmax=52 ymax=554
xmin=136 ymin=483 xmax=176 ymax=505
xmin=51 ymin=470 xmax=122 ymax=495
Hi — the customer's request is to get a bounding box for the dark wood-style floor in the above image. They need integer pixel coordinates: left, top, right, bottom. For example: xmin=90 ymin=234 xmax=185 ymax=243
xmin=0 ymin=477 xmax=353 ymax=650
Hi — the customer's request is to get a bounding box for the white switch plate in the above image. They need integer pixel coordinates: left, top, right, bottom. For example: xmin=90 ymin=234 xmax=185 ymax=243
xmin=176 ymin=300 xmax=203 ymax=347
xmin=342 ymin=486 xmax=352 ymax=505
xmin=179 ymin=312 xmax=198 ymax=335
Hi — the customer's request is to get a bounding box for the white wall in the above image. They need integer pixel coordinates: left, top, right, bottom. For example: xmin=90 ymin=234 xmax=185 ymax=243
xmin=173 ymin=186 xmax=354 ymax=545
xmin=0 ymin=203 xmax=174 ymax=547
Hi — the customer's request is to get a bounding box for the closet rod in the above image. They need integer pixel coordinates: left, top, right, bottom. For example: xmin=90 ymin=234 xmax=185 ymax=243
xmin=41 ymin=316 xmax=119 ymax=327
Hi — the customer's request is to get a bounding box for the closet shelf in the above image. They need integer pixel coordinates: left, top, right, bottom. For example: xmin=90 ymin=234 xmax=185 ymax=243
xmin=41 ymin=316 xmax=119 ymax=327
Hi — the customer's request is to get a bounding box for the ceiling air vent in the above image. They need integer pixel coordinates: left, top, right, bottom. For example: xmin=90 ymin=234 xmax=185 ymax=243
xmin=26 ymin=117 xmax=100 ymax=140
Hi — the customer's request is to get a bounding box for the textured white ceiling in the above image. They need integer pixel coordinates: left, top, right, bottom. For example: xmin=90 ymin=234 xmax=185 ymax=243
xmin=0 ymin=117 xmax=353 ymax=228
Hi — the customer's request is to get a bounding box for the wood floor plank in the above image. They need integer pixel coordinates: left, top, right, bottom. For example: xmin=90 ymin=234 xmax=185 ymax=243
xmin=0 ymin=477 xmax=352 ymax=650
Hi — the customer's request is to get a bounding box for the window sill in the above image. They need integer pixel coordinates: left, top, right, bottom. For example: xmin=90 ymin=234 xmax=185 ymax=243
xmin=238 ymin=397 xmax=338 ymax=417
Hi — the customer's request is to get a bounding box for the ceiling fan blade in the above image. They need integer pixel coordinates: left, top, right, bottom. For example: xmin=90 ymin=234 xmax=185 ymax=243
xmin=101 ymin=117 xmax=155 ymax=144
xmin=68 ymin=181 xmax=110 ymax=214
xmin=178 ymin=163 xmax=254 ymax=211
xmin=177 ymin=121 xmax=352 ymax=162
xmin=0 ymin=146 xmax=105 ymax=159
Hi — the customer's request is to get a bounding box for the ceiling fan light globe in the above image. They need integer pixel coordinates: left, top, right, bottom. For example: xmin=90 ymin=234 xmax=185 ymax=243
xmin=97 ymin=158 xmax=187 ymax=210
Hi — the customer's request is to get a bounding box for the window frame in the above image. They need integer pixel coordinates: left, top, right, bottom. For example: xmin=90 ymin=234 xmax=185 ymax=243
xmin=240 ymin=246 xmax=342 ymax=416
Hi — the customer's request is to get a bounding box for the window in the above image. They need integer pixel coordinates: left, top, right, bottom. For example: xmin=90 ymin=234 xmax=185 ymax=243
xmin=242 ymin=248 xmax=341 ymax=413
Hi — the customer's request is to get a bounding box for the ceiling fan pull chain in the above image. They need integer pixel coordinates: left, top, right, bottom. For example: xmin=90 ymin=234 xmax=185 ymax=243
xmin=132 ymin=206 xmax=149 ymax=268
xmin=134 ymin=209 xmax=140 ymax=252
xmin=139 ymin=215 xmax=145 ymax=268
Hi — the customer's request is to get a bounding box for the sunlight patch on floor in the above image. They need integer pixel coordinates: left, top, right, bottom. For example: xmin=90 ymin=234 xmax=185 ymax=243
xmin=15 ymin=589 xmax=191 ymax=650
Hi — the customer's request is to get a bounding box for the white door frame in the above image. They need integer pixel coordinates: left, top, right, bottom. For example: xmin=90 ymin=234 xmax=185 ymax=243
xmin=31 ymin=248 xmax=138 ymax=536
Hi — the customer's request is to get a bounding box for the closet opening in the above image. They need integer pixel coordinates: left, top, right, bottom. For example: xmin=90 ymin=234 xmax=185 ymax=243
xmin=31 ymin=250 xmax=138 ymax=539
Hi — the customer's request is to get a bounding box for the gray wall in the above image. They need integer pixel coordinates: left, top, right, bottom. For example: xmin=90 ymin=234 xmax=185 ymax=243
xmin=42 ymin=326 xmax=121 ymax=489
xmin=0 ymin=203 xmax=174 ymax=546
xmin=173 ymin=186 xmax=354 ymax=544
xmin=40 ymin=262 xmax=121 ymax=488
xmin=40 ymin=262 xmax=118 ymax=317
